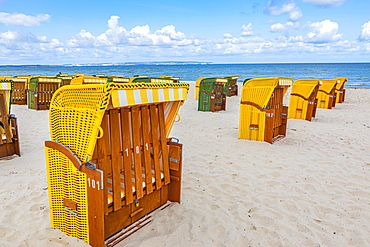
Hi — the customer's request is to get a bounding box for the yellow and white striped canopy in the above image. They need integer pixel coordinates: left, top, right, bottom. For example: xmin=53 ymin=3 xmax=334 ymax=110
xmin=111 ymin=87 xmax=188 ymax=108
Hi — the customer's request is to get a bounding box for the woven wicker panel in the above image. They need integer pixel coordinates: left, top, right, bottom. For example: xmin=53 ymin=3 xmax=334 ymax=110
xmin=46 ymin=147 xmax=89 ymax=243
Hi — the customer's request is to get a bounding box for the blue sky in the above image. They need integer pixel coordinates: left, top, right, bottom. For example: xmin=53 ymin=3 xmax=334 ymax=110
xmin=1 ymin=0 xmax=370 ymax=64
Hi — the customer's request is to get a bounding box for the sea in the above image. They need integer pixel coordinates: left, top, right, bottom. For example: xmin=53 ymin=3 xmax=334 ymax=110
xmin=1 ymin=63 xmax=369 ymax=88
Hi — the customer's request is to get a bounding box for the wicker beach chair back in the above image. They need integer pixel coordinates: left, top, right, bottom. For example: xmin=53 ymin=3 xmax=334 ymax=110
xmin=288 ymin=79 xmax=321 ymax=121
xmin=239 ymin=77 xmax=293 ymax=143
xmin=317 ymin=79 xmax=338 ymax=109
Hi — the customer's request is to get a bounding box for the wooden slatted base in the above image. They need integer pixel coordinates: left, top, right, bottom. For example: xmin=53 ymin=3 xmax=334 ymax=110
xmin=105 ymin=215 xmax=152 ymax=247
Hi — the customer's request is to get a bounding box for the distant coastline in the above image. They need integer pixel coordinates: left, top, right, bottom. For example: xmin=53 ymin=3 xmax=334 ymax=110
xmin=1 ymin=61 xmax=370 ymax=67
xmin=0 ymin=61 xmax=214 ymax=67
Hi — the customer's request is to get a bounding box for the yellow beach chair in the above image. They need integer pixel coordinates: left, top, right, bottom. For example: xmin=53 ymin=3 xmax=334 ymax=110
xmin=160 ymin=75 xmax=181 ymax=83
xmin=334 ymin=78 xmax=347 ymax=103
xmin=130 ymin=76 xmax=174 ymax=84
xmin=70 ymin=76 xmax=108 ymax=85
xmin=45 ymin=81 xmax=189 ymax=246
xmin=129 ymin=75 xmax=148 ymax=83
xmin=288 ymin=79 xmax=321 ymax=121
xmin=57 ymin=74 xmax=73 ymax=86
xmin=0 ymin=79 xmax=20 ymax=157
xmin=27 ymin=76 xmax=62 ymax=110
xmin=1 ymin=76 xmax=28 ymax=105
xmin=239 ymin=77 xmax=293 ymax=143
xmin=316 ymin=79 xmax=338 ymax=109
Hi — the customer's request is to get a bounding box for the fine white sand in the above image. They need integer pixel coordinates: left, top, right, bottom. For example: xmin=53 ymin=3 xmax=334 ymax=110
xmin=1 ymin=83 xmax=370 ymax=247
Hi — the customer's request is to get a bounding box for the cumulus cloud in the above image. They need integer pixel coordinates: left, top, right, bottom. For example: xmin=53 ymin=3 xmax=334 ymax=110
xmin=302 ymin=0 xmax=347 ymax=8
xmin=306 ymin=19 xmax=342 ymax=43
xmin=241 ymin=23 xmax=254 ymax=36
xmin=66 ymin=16 xmax=192 ymax=48
xmin=0 ymin=12 xmax=50 ymax=26
xmin=359 ymin=21 xmax=370 ymax=41
xmin=264 ymin=0 xmax=303 ymax=21
xmin=0 ymin=14 xmax=367 ymax=63
xmin=270 ymin=21 xmax=300 ymax=32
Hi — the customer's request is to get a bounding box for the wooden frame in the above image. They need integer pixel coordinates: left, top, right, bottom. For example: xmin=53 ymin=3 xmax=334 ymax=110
xmin=0 ymin=91 xmax=20 ymax=158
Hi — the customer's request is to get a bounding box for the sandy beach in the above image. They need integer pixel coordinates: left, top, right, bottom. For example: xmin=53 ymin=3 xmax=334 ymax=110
xmin=1 ymin=82 xmax=370 ymax=247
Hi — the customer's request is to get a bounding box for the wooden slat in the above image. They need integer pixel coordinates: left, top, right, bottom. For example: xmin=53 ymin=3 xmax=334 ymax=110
xmin=158 ymin=103 xmax=170 ymax=185
xmin=149 ymin=105 xmax=162 ymax=190
xmin=109 ymin=109 xmax=123 ymax=211
xmin=0 ymin=94 xmax=12 ymax=143
xmin=96 ymin=111 xmax=111 ymax=215
xmin=131 ymin=106 xmax=143 ymax=199
xmin=141 ymin=105 xmax=153 ymax=194
xmin=121 ymin=107 xmax=134 ymax=205
xmin=86 ymin=168 xmax=105 ymax=247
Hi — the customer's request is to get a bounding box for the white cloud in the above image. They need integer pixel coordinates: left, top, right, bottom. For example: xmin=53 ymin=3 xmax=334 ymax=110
xmin=306 ymin=19 xmax=342 ymax=43
xmin=270 ymin=21 xmax=299 ymax=32
xmin=359 ymin=21 xmax=370 ymax=41
xmin=241 ymin=23 xmax=254 ymax=36
xmin=289 ymin=8 xmax=302 ymax=21
xmin=302 ymin=0 xmax=347 ymax=8
xmin=0 ymin=12 xmax=50 ymax=27
xmin=0 ymin=14 xmax=368 ymax=63
xmin=264 ymin=0 xmax=303 ymax=21
xmin=270 ymin=23 xmax=286 ymax=32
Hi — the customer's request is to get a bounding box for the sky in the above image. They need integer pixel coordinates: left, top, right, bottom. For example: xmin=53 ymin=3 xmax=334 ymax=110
xmin=0 ymin=0 xmax=370 ymax=64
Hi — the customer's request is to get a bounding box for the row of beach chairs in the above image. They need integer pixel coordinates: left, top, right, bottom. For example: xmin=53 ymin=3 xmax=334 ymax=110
xmin=0 ymin=73 xmax=347 ymax=246
xmin=194 ymin=76 xmax=347 ymax=144
xmin=0 ymin=74 xmax=180 ymax=111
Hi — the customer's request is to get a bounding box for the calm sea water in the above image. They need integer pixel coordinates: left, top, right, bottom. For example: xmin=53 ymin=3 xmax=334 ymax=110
xmin=0 ymin=63 xmax=369 ymax=88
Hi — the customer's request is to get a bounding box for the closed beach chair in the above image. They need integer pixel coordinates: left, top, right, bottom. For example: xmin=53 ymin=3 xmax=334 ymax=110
xmin=1 ymin=76 xmax=28 ymax=105
xmin=223 ymin=76 xmax=239 ymax=97
xmin=70 ymin=76 xmax=108 ymax=85
xmin=27 ymin=76 xmax=62 ymax=110
xmin=239 ymin=77 xmax=293 ymax=143
xmin=107 ymin=76 xmax=130 ymax=83
xmin=197 ymin=78 xmax=227 ymax=112
xmin=288 ymin=79 xmax=321 ymax=121
xmin=45 ymin=81 xmax=189 ymax=246
xmin=12 ymin=76 xmax=30 ymax=105
xmin=129 ymin=75 xmax=148 ymax=82
xmin=1 ymin=76 xmax=29 ymax=105
xmin=130 ymin=76 xmax=174 ymax=84
xmin=159 ymin=75 xmax=181 ymax=83
xmin=316 ymin=79 xmax=338 ymax=109
xmin=0 ymin=79 xmax=20 ymax=157
xmin=334 ymin=78 xmax=347 ymax=103
xmin=57 ymin=74 xmax=73 ymax=86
